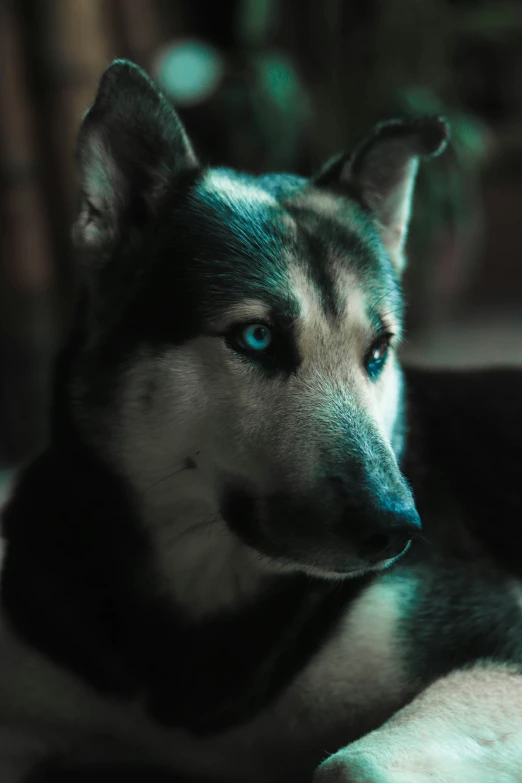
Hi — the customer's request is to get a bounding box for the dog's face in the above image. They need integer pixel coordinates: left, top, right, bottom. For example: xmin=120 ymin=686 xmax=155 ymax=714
xmin=71 ymin=62 xmax=447 ymax=596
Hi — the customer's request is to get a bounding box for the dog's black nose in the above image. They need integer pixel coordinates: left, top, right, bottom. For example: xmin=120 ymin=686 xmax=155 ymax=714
xmin=354 ymin=505 xmax=420 ymax=564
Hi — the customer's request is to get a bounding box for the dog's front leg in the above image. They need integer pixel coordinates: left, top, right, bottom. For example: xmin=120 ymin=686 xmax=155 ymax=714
xmin=314 ymin=662 xmax=522 ymax=782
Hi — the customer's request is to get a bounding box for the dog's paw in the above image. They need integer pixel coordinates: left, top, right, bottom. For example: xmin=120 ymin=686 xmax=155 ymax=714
xmin=315 ymin=665 xmax=522 ymax=783
xmin=313 ymin=727 xmax=522 ymax=783
xmin=313 ymin=749 xmax=390 ymax=783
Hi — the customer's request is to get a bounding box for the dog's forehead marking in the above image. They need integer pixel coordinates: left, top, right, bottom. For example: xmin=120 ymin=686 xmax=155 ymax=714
xmin=204 ymin=169 xmax=280 ymax=210
xmin=288 ymin=263 xmax=371 ymax=356
xmin=286 ymin=187 xmax=403 ymax=324
xmin=290 ymin=188 xmax=349 ymax=219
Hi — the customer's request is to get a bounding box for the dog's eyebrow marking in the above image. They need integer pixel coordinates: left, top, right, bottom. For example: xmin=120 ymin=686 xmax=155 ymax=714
xmin=366 ymin=308 xmax=387 ymax=335
xmin=206 ymin=300 xmax=273 ymax=331
xmin=367 ymin=294 xmax=404 ymax=338
xmin=286 ymin=265 xmax=325 ymax=326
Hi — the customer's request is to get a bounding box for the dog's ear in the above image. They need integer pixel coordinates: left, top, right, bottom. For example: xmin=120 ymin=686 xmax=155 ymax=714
xmin=73 ymin=60 xmax=198 ymax=256
xmin=314 ymin=117 xmax=449 ymax=274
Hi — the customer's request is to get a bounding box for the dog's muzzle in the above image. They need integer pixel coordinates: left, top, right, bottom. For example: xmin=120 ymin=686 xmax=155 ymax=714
xmin=220 ymin=480 xmax=421 ymax=577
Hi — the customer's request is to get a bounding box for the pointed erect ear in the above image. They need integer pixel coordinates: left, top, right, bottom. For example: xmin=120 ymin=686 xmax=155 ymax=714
xmin=73 ymin=60 xmax=199 ymax=254
xmin=314 ymin=117 xmax=449 ymax=274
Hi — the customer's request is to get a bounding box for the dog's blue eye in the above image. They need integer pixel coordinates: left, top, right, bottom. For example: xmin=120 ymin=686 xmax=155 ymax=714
xmin=240 ymin=323 xmax=272 ymax=352
xmin=366 ymin=336 xmax=390 ymax=379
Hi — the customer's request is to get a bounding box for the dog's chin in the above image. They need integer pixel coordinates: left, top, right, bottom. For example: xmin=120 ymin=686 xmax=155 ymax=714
xmin=255 ymin=541 xmax=411 ymax=583
xmin=293 ymin=546 xmax=410 ymax=581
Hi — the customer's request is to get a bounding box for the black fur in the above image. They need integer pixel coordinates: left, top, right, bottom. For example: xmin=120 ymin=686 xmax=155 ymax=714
xmin=3 ymin=62 xmax=521 ymax=783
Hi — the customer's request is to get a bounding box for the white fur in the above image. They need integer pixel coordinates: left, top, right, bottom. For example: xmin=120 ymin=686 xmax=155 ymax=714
xmin=205 ymin=170 xmax=279 ymax=210
xmin=315 ymin=663 xmax=522 ymax=782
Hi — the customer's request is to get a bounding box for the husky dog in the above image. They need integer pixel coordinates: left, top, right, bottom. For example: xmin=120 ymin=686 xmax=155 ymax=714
xmin=1 ymin=61 xmax=522 ymax=782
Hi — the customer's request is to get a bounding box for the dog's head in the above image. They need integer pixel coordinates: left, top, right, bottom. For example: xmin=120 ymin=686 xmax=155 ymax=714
xmin=70 ymin=61 xmax=447 ymax=601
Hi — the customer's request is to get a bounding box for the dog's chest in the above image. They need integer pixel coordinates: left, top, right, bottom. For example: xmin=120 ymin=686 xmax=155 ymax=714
xmin=149 ymin=578 xmax=410 ymax=782
xmin=0 ymin=577 xmax=410 ymax=782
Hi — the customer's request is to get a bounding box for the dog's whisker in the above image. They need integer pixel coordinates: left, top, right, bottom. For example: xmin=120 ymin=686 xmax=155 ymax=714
xmin=175 ymin=516 xmax=218 ymax=540
xmin=415 ymin=531 xmax=435 ymax=547
xmin=143 ymin=463 xmax=193 ymax=492
xmin=157 ymin=513 xmax=222 ymax=545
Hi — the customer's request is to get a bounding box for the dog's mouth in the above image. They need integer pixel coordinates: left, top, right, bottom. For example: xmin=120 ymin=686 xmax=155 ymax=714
xmin=258 ymin=540 xmax=412 ymax=581
xmin=326 ymin=541 xmax=412 ymax=577
xmin=220 ymin=486 xmax=416 ymax=579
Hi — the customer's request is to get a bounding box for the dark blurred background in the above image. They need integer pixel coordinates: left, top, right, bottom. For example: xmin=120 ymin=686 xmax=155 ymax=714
xmin=1 ymin=0 xmax=522 ymax=479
